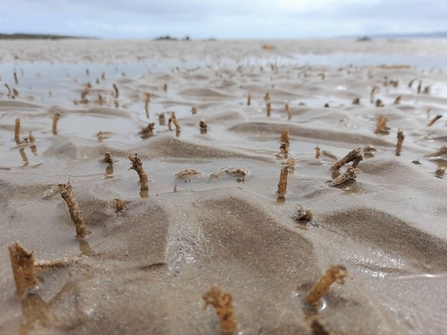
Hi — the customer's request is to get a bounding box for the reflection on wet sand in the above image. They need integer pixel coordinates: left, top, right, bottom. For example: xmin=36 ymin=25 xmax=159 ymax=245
xmin=104 ymin=164 xmax=113 ymax=178
xmin=20 ymin=293 xmax=53 ymax=335
xmin=77 ymin=238 xmax=95 ymax=256
xmin=140 ymin=184 xmax=149 ymax=198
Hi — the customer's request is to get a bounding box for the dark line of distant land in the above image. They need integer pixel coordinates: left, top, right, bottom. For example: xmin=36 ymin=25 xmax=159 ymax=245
xmin=0 ymin=33 xmax=97 ymax=40
xmin=351 ymin=31 xmax=447 ymax=40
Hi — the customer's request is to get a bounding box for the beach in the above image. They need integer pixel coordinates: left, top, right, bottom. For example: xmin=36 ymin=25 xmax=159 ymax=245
xmin=1 ymin=38 xmax=447 ymax=334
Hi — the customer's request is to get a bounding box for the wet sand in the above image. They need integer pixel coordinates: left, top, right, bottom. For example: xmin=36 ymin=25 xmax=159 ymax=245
xmin=1 ymin=39 xmax=447 ymax=334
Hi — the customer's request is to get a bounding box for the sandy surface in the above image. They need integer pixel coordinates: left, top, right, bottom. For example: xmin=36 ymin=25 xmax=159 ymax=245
xmin=1 ymin=39 xmax=447 ymax=334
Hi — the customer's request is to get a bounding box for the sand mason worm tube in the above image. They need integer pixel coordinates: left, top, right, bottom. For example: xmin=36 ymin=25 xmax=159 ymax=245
xmin=14 ymin=71 xmax=18 ymax=85
xmin=199 ymin=119 xmax=208 ymax=134
xmin=435 ymin=166 xmax=446 ymax=178
xmin=170 ymin=112 xmax=181 ymax=132
xmin=330 ymin=167 xmax=359 ymax=187
xmin=285 ymin=103 xmax=292 ymax=120
xmin=113 ymin=83 xmax=119 ymax=98
xmin=104 ymin=152 xmax=114 ymax=164
xmin=281 ymin=128 xmax=290 ymax=148
xmin=168 ymin=116 xmax=173 ymax=131
xmin=304 ymin=265 xmax=349 ymax=306
xmin=352 ymin=97 xmax=360 ymax=105
xmin=266 ymin=102 xmax=271 ymax=117
xmin=191 ymin=106 xmax=197 ymax=115
xmin=203 ymin=286 xmax=237 ymax=334
xmin=8 ymin=242 xmax=38 ymax=296
xmin=277 ymin=165 xmax=289 ymax=200
xmin=247 ymin=93 xmax=251 ymax=106
xmin=427 ymin=115 xmax=442 ymax=127
xmin=128 ymin=153 xmax=148 ymax=184
xmin=98 ymin=94 xmax=104 ymax=106
xmin=375 ymin=99 xmax=384 ymax=107
xmin=5 ymin=83 xmax=12 ymax=97
xmin=394 ymin=96 xmax=401 ymax=105
xmin=52 ymin=112 xmax=61 ymax=135
xmin=145 ymin=93 xmax=150 ymax=118
xmin=330 ymin=148 xmax=362 ymax=171
xmin=374 ymin=115 xmax=387 ymax=135
xmin=14 ymin=117 xmax=21 ymax=144
xmin=59 ymin=182 xmax=88 ymax=238
xmin=140 ymin=123 xmax=155 ymax=138
xmin=19 ymin=147 xmax=29 ymax=166
xmin=395 ymin=128 xmax=404 ymax=156
xmin=279 ymin=143 xmax=288 ymax=158
xmin=159 ymin=113 xmax=165 ymax=126
xmin=114 ymin=198 xmax=124 ymax=212
xmin=29 ymin=131 xmax=37 ymax=155
xmin=426 ymin=145 xmax=447 ymax=157
xmin=315 ymin=145 xmax=321 ymax=159
xmin=163 ymin=83 xmax=168 ymax=92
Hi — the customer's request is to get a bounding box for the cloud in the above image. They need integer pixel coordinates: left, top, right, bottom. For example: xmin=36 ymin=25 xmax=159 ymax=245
xmin=0 ymin=0 xmax=446 ymax=38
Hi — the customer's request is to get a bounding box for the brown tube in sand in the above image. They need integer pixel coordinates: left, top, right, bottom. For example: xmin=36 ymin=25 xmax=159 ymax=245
xmin=395 ymin=128 xmax=404 ymax=156
xmin=427 ymin=115 xmax=442 ymax=127
xmin=247 ymin=93 xmax=251 ymax=106
xmin=14 ymin=117 xmax=21 ymax=144
xmin=114 ymin=198 xmax=124 ymax=212
xmin=304 ymin=265 xmax=350 ymax=306
xmin=199 ymin=119 xmax=208 ymax=134
xmin=113 ymin=83 xmax=119 ymax=98
xmin=374 ymin=115 xmax=387 ymax=135
xmin=277 ymin=166 xmax=289 ymax=200
xmin=285 ymin=103 xmax=292 ymax=120
xmin=8 ymin=242 xmax=38 ymax=297
xmin=104 ymin=152 xmax=114 ymax=164
xmin=159 ymin=113 xmax=165 ymax=126
xmin=170 ymin=112 xmax=181 ymax=132
xmin=5 ymin=83 xmax=12 ymax=97
xmin=330 ymin=148 xmax=362 ymax=171
xmin=59 ymin=182 xmax=88 ymax=238
xmin=315 ymin=145 xmax=321 ymax=159
xmin=203 ymin=286 xmax=237 ymax=334
xmin=330 ymin=167 xmax=359 ymax=187
xmin=52 ymin=112 xmax=61 ymax=135
xmin=281 ymin=128 xmax=290 ymax=148
xmin=145 ymin=93 xmax=150 ymax=118
xmin=128 ymin=153 xmax=148 ymax=184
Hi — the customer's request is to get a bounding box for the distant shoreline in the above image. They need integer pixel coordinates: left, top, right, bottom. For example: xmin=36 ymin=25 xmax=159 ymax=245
xmin=0 ymin=33 xmax=95 ymax=40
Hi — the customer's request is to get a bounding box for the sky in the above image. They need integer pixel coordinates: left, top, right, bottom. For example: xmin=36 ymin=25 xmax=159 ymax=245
xmin=0 ymin=0 xmax=446 ymax=39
